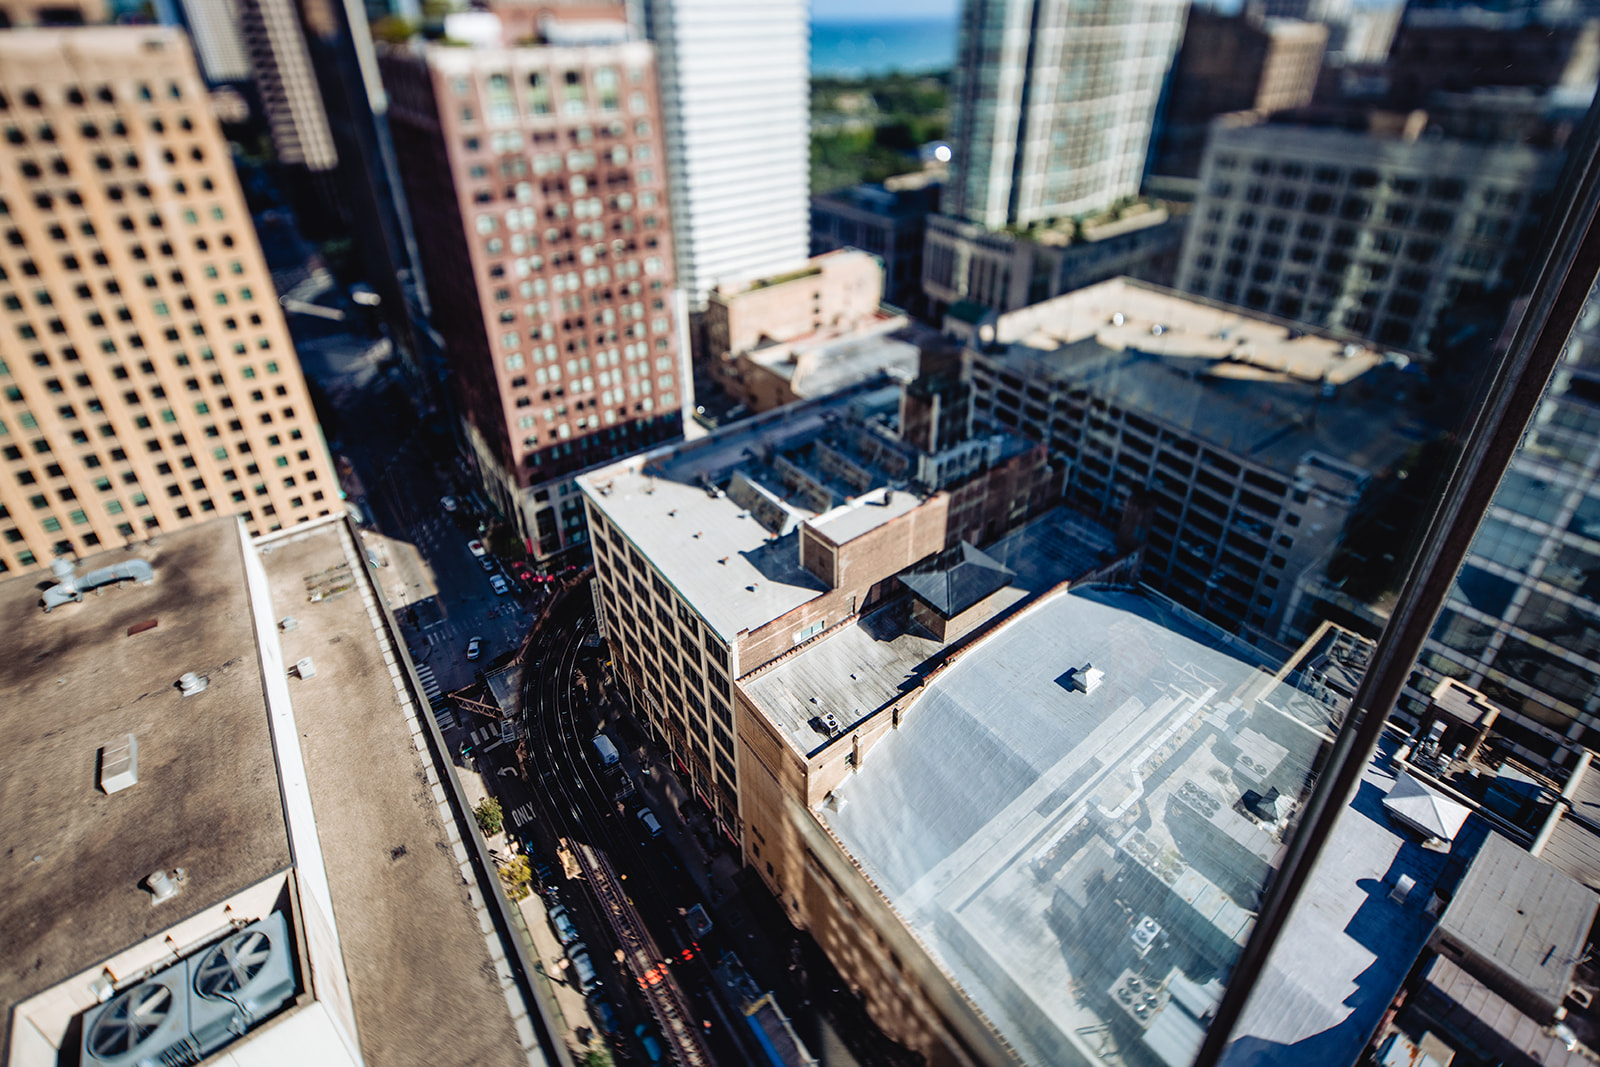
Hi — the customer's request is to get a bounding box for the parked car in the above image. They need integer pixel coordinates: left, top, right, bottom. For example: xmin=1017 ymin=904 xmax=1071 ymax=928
xmin=637 ymin=807 xmax=663 ymax=838
xmin=588 ymin=996 xmax=621 ymax=1039
xmin=547 ymin=903 xmax=580 ymax=946
xmin=510 ymin=561 xmax=534 ymax=581
xmin=466 ymin=636 xmax=482 ymax=660
xmin=489 ymin=573 xmax=510 ymax=595
xmin=478 ymin=556 xmax=498 ymax=573
xmin=467 ymin=539 xmax=487 ymax=557
xmin=568 ymin=946 xmax=600 ymax=994
xmin=440 ymin=495 xmax=458 ymax=512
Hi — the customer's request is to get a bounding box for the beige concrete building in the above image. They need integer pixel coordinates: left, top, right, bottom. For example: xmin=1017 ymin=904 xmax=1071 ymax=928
xmin=579 ymin=380 xmax=1058 ymax=836
xmin=0 ymin=27 xmax=339 ymax=577
xmin=0 ymin=0 xmax=105 ymax=24
xmin=703 ymin=249 xmax=884 ymax=366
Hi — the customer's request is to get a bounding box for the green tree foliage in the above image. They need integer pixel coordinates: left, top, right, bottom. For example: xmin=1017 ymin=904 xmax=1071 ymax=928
xmin=474 ymin=797 xmax=504 ymax=836
xmin=810 ymin=72 xmax=949 ymax=195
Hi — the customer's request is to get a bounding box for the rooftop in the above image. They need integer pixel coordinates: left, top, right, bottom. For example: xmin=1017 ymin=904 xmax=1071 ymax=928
xmin=255 ymin=522 xmax=531 ymax=1066
xmin=1218 ymin=739 xmax=1489 ymax=1067
xmin=0 ymin=523 xmax=291 ymax=1017
xmin=1437 ymin=831 xmax=1599 ymax=1014
xmin=580 ymin=383 xmax=928 ymax=643
xmin=741 ymin=507 xmax=1122 ymax=759
xmin=0 ymin=518 xmax=539 ymax=1065
xmin=818 ymin=584 xmax=1323 ymax=1065
xmin=980 ymin=278 xmax=1436 ymax=477
xmin=744 ymin=319 xmax=921 ymax=399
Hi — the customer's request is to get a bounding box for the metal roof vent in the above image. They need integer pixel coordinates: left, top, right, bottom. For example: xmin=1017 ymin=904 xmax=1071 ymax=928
xmin=1061 ymin=663 xmax=1105 ymax=694
xmin=278 ymin=616 xmax=298 ymax=631
xmin=145 ymin=868 xmax=182 ymax=904
xmin=99 ymin=734 xmax=138 ymax=794
xmin=41 ymin=556 xmax=155 ymax=613
xmin=178 ymin=672 xmax=208 ymax=697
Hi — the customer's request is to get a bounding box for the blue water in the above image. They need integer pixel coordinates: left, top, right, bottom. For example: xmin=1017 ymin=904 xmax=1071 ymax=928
xmin=811 ymin=18 xmax=957 ymax=77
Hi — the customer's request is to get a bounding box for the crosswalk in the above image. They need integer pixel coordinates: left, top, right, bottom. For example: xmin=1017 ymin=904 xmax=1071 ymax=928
xmin=510 ymin=803 xmax=537 ymax=830
xmin=415 ymin=663 xmax=442 ymax=704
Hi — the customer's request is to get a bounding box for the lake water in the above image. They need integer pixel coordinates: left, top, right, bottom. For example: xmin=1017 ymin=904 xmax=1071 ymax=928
xmin=811 ymin=18 xmax=957 ymax=77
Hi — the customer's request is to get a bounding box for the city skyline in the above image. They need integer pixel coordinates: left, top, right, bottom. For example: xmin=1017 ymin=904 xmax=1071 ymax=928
xmin=4 ymin=1 xmax=1600 ymax=1066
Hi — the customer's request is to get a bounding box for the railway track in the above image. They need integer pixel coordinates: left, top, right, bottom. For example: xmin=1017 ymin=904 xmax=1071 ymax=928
xmin=519 ymin=598 xmax=718 ymax=1066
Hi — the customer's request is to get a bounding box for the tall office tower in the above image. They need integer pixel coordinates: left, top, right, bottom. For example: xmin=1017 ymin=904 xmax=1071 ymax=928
xmin=945 ymin=0 xmax=1188 ymax=230
xmin=639 ymin=0 xmax=809 ymax=309
xmin=381 ymin=9 xmax=684 ymax=559
xmin=235 ymin=0 xmax=337 ymax=177
xmin=0 ymin=27 xmax=341 ymax=576
xmin=1174 ymin=102 xmax=1571 ymax=354
xmin=1401 ymin=281 xmax=1600 ymax=770
xmin=297 ymin=0 xmax=431 ymax=383
xmin=155 ymin=0 xmax=253 ymax=85
xmin=1151 ymin=9 xmax=1327 ymax=179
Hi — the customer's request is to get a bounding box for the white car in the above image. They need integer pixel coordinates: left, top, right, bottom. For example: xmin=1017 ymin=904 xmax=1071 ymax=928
xmin=440 ymin=495 xmax=458 ymax=513
xmin=637 ymin=808 xmax=663 ymax=838
xmin=489 ymin=573 xmax=510 ymax=595
xmin=466 ymin=636 xmax=482 ymax=660
xmin=467 ymin=539 xmax=487 ymax=557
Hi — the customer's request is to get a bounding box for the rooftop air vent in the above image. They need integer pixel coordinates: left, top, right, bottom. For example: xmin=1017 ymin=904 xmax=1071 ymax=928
xmin=42 ymin=556 xmax=155 ymax=613
xmin=822 ymin=712 xmax=842 ymax=734
xmin=1111 ymin=312 xmax=1125 ymax=326
xmin=1060 ymin=663 xmax=1105 ymax=694
xmin=146 ymin=869 xmax=181 ymax=904
xmin=99 ymin=734 xmax=138 ymax=794
xmin=178 ymin=672 xmax=208 ymax=697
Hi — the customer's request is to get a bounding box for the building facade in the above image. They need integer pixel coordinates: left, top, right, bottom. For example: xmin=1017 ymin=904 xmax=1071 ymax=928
xmin=381 ymin=12 xmax=684 ymax=559
xmin=639 ymin=0 xmax=809 ymax=308
xmin=0 ymin=27 xmax=340 ymax=576
xmin=155 ymin=0 xmax=253 ymax=85
xmin=945 ymin=0 xmax=1187 ymax=230
xmin=1174 ymin=107 xmax=1567 ymax=354
xmin=1151 ymin=10 xmax=1327 ymax=179
xmin=1403 ymin=279 xmax=1600 ymax=769
xmin=579 ymin=382 xmax=1056 ymax=837
xmin=959 ymin=278 xmax=1426 ymax=649
xmin=921 ymin=206 xmax=1186 ymax=314
xmin=809 ymin=177 xmax=940 ymax=317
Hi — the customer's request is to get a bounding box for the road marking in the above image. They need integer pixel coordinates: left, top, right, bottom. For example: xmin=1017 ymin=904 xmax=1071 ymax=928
xmin=512 ymin=803 xmax=537 ymax=828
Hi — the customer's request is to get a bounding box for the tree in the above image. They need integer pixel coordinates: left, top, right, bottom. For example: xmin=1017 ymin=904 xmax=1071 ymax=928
xmin=582 ymin=1047 xmax=614 ymax=1067
xmin=473 ymin=797 xmax=503 ymax=836
xmin=498 ymin=855 xmax=532 ymax=901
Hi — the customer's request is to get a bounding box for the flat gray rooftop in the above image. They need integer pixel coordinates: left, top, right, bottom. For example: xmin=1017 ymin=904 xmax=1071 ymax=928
xmin=582 ymin=385 xmax=916 ymax=643
xmin=0 ymin=523 xmax=291 ymax=1018
xmin=742 ymin=507 xmax=1122 ymax=759
xmin=1218 ymin=739 xmax=1488 ymax=1067
xmin=257 ymin=523 xmax=528 ymax=1067
xmin=821 ymin=585 xmax=1324 ymax=1065
xmin=982 ymin=279 xmax=1435 ymax=478
xmin=1436 ymin=830 xmax=1598 ymax=1013
xmin=778 ymin=330 xmax=920 ymax=400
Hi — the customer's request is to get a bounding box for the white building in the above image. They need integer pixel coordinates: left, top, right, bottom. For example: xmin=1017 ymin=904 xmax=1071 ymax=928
xmin=639 ymin=0 xmax=810 ymax=307
xmin=945 ymin=0 xmax=1187 ymax=230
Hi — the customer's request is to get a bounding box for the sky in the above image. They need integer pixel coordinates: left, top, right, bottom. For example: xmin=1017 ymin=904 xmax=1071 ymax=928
xmin=811 ymin=0 xmax=959 ymax=20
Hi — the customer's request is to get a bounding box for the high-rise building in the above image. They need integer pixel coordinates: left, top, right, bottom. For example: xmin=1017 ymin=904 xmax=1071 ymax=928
xmin=1387 ymin=11 xmax=1600 ymax=104
xmin=945 ymin=0 xmax=1187 ymax=230
xmin=380 ymin=9 xmax=684 ymax=560
xmin=1402 ymin=278 xmax=1600 ymax=769
xmin=1174 ymin=102 xmax=1573 ymax=354
xmin=235 ymin=0 xmax=338 ymax=174
xmin=639 ymin=0 xmax=809 ymax=308
xmin=1151 ymin=10 xmax=1328 ymax=179
xmin=154 ymin=0 xmax=253 ymax=85
xmin=0 ymin=26 xmax=341 ymax=576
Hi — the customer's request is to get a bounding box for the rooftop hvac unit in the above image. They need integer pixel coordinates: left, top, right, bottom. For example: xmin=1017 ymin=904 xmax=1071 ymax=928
xmin=80 ymin=912 xmax=297 ymax=1067
xmin=81 ymin=967 xmax=195 ymax=1067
